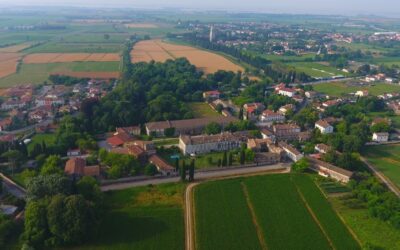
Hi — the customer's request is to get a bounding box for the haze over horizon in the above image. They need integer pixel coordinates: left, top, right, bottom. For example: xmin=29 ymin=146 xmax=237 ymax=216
xmin=1 ymin=0 xmax=400 ymax=17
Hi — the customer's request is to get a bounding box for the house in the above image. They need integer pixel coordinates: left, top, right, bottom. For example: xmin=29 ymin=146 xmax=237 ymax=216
xmin=116 ymin=126 xmax=141 ymax=136
xmin=278 ymin=88 xmax=296 ymax=97
xmin=203 ymin=90 xmax=221 ymax=100
xmin=243 ymin=103 xmax=265 ymax=120
xmin=272 ymin=124 xmax=301 ymax=140
xmin=274 ymin=83 xmax=286 ymax=91
xmin=36 ymin=96 xmax=64 ymax=107
xmin=179 ymin=133 xmax=242 ymax=155
xmin=305 ymin=91 xmax=319 ymax=99
xmin=278 ymin=104 xmax=295 ymax=115
xmin=0 ymin=118 xmax=12 ymax=131
xmin=145 ymin=116 xmax=237 ymax=137
xmin=247 ymin=138 xmax=272 ymax=152
xmin=259 ymin=110 xmax=285 ymax=123
xmin=372 ymin=132 xmax=389 ymax=142
xmin=67 ymin=149 xmax=82 ymax=157
xmin=315 ymin=120 xmax=334 ymax=134
xmin=29 ymin=109 xmax=48 ymax=122
xmin=307 ymin=156 xmax=353 ymax=183
xmin=106 ymin=131 xmax=134 ymax=147
xmin=279 ymin=142 xmax=303 ymax=162
xmin=1 ymin=99 xmax=27 ymax=111
xmin=292 ymin=95 xmax=304 ymax=103
xmin=148 ymin=154 xmax=176 ymax=176
xmin=260 ymin=128 xmax=276 ymax=141
xmin=315 ymin=143 xmax=332 ymax=154
xmin=355 ymin=90 xmax=369 ymax=97
xmin=64 ymin=158 xmax=100 ymax=178
xmin=365 ymin=76 xmax=377 ymax=82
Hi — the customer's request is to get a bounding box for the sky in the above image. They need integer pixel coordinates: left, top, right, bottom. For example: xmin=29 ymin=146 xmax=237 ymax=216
xmin=1 ymin=0 xmax=400 ymax=16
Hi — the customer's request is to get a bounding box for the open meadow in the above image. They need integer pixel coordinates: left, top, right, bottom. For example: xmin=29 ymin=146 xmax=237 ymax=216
xmin=363 ymin=144 xmax=400 ymax=189
xmin=194 ymin=174 xmax=360 ymax=250
xmin=131 ymin=39 xmax=244 ymax=74
xmin=288 ymin=62 xmax=349 ymax=78
xmin=75 ymin=183 xmax=185 ymax=250
xmin=314 ymin=82 xmax=400 ymax=97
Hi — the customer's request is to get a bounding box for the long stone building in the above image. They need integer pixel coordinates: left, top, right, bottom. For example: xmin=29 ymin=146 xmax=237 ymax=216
xmin=307 ymin=156 xmax=353 ymax=183
xmin=145 ymin=116 xmax=238 ymax=137
xmin=179 ymin=132 xmax=243 ymax=155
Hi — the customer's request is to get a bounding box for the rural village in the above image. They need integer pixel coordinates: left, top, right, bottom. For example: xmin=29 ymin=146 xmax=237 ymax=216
xmin=0 ymin=5 xmax=400 ymax=250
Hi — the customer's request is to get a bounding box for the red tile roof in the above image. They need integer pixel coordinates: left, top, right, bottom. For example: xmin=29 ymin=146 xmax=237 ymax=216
xmin=65 ymin=158 xmax=86 ymax=175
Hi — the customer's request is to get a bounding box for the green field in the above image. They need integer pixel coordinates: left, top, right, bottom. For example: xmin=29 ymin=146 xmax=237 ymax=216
xmin=331 ymin=197 xmax=400 ymax=249
xmin=27 ymin=133 xmax=56 ymax=152
xmin=0 ymin=61 xmax=120 ymax=87
xmin=363 ymin=144 xmax=400 ymax=188
xmin=314 ymin=82 xmax=400 ymax=97
xmin=187 ymin=102 xmax=221 ymax=118
xmin=76 ymin=183 xmax=185 ymax=250
xmin=194 ymin=174 xmax=359 ymax=250
xmin=24 ymin=42 xmax=123 ymax=53
xmin=288 ymin=62 xmax=349 ymax=78
xmin=194 ymin=179 xmax=262 ymax=250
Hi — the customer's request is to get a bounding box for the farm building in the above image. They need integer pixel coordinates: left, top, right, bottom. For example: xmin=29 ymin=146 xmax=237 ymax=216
xmin=179 ymin=132 xmax=242 ymax=155
xmin=307 ymin=156 xmax=353 ymax=183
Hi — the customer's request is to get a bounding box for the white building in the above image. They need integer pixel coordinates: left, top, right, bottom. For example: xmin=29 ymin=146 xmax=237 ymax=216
xmin=279 ymin=142 xmax=303 ymax=162
xmin=259 ymin=110 xmax=285 ymax=123
xmin=315 ymin=120 xmax=334 ymax=134
xmin=355 ymin=90 xmax=369 ymax=97
xmin=179 ymin=133 xmax=242 ymax=155
xmin=372 ymin=132 xmax=389 ymax=142
xmin=278 ymin=88 xmax=296 ymax=97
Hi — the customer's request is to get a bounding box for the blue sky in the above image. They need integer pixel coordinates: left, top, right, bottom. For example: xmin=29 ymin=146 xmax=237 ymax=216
xmin=1 ymin=0 xmax=400 ymax=16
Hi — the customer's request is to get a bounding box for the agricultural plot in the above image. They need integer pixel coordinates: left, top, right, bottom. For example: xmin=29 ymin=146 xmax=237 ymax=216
xmin=314 ymin=82 xmax=400 ymax=97
xmin=131 ymin=39 xmax=244 ymax=74
xmin=24 ymin=42 xmax=122 ymax=53
xmin=363 ymin=144 xmax=400 ymax=188
xmin=0 ymin=62 xmax=119 ymax=87
xmin=187 ymin=102 xmax=221 ymax=118
xmin=0 ymin=43 xmax=32 ymax=53
xmin=288 ymin=62 xmax=348 ymax=78
xmin=194 ymin=179 xmax=263 ymax=250
xmin=23 ymin=53 xmax=120 ymax=64
xmin=76 ymin=183 xmax=185 ymax=250
xmin=194 ymin=174 xmax=359 ymax=250
xmin=0 ymin=53 xmax=21 ymax=78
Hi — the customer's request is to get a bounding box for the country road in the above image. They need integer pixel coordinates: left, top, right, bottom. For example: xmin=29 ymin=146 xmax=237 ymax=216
xmin=0 ymin=173 xmax=26 ymax=199
xmin=360 ymin=157 xmax=400 ymax=198
xmin=101 ymin=163 xmax=290 ymax=191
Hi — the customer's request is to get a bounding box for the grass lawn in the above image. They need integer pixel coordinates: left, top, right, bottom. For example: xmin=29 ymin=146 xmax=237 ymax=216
xmin=264 ymin=53 xmax=316 ymax=62
xmin=330 ymin=197 xmax=400 ymax=249
xmin=187 ymin=102 xmax=221 ymax=118
xmin=75 ymin=183 xmax=185 ymax=250
xmin=153 ymin=138 xmax=179 ymax=147
xmin=194 ymin=174 xmax=359 ymax=250
xmin=314 ymin=82 xmax=400 ymax=97
xmin=0 ymin=61 xmax=120 ymax=87
xmin=362 ymin=144 xmax=400 ymax=189
xmin=27 ymin=133 xmax=56 ymax=152
xmin=194 ymin=179 xmax=262 ymax=250
xmin=288 ymin=62 xmax=349 ymax=78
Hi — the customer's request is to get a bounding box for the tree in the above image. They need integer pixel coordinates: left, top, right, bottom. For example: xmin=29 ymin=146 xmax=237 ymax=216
xmin=104 ymin=34 xmax=110 ymax=40
xmin=174 ymin=158 xmax=179 ymax=171
xmin=144 ymin=164 xmax=158 ymax=176
xmin=2 ymin=150 xmax=24 ymax=176
xmin=189 ymin=159 xmax=195 ymax=182
xmin=217 ymin=159 xmax=222 ymax=167
xmin=180 ymin=161 xmax=186 ymax=181
xmin=238 ymin=107 xmax=244 ymax=120
xmin=40 ymin=155 xmax=63 ymax=176
xmin=23 ymin=200 xmax=49 ymax=248
xmin=30 ymin=143 xmax=43 ymax=158
xmin=205 ymin=122 xmax=222 ymax=135
xmin=227 ymin=152 xmax=233 ymax=166
xmin=216 ymin=104 xmax=223 ymax=113
xmin=26 ymin=174 xmax=71 ymax=201
xmin=292 ymin=158 xmax=310 ymax=172
xmin=164 ymin=127 xmax=176 ymax=137
xmin=240 ymin=148 xmax=245 ymax=165
xmin=222 ymin=151 xmax=227 ymax=166
xmin=76 ymin=176 xmax=102 ymax=203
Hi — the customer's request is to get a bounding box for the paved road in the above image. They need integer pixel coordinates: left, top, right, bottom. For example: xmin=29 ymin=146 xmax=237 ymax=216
xmin=361 ymin=157 xmax=400 ymax=198
xmin=0 ymin=173 xmax=26 ymax=199
xmin=289 ymin=77 xmax=358 ymax=87
xmin=101 ymin=163 xmax=290 ymax=191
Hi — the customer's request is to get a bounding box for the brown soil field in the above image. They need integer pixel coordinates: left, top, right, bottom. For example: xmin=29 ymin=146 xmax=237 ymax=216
xmin=0 ymin=53 xmax=21 ymax=78
xmin=0 ymin=43 xmax=32 ymax=53
xmin=130 ymin=39 xmax=243 ymax=74
xmin=23 ymin=53 xmax=120 ymax=64
xmin=124 ymin=23 xmax=158 ymax=28
xmin=52 ymin=71 xmax=120 ymax=79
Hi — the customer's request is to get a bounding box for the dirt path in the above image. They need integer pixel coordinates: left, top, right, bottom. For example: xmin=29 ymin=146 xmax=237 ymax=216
xmin=241 ymin=182 xmax=268 ymax=250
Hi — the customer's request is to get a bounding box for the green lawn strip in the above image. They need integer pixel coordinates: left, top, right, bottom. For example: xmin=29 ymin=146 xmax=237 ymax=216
xmin=314 ymin=82 xmax=400 ymax=97
xmin=74 ymin=183 xmax=185 ymax=250
xmin=187 ymin=102 xmax=221 ymax=118
xmin=362 ymin=144 xmax=400 ymax=188
xmin=330 ymin=197 xmax=400 ymax=249
xmin=292 ymin=174 xmax=361 ymax=249
xmin=27 ymin=133 xmax=56 ymax=152
xmin=194 ymin=179 xmax=262 ymax=250
xmin=244 ymin=174 xmax=332 ymax=250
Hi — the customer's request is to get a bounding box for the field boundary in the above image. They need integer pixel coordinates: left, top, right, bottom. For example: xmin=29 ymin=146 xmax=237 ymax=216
xmin=293 ymin=178 xmax=335 ymax=250
xmin=241 ymin=182 xmax=268 ymax=250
